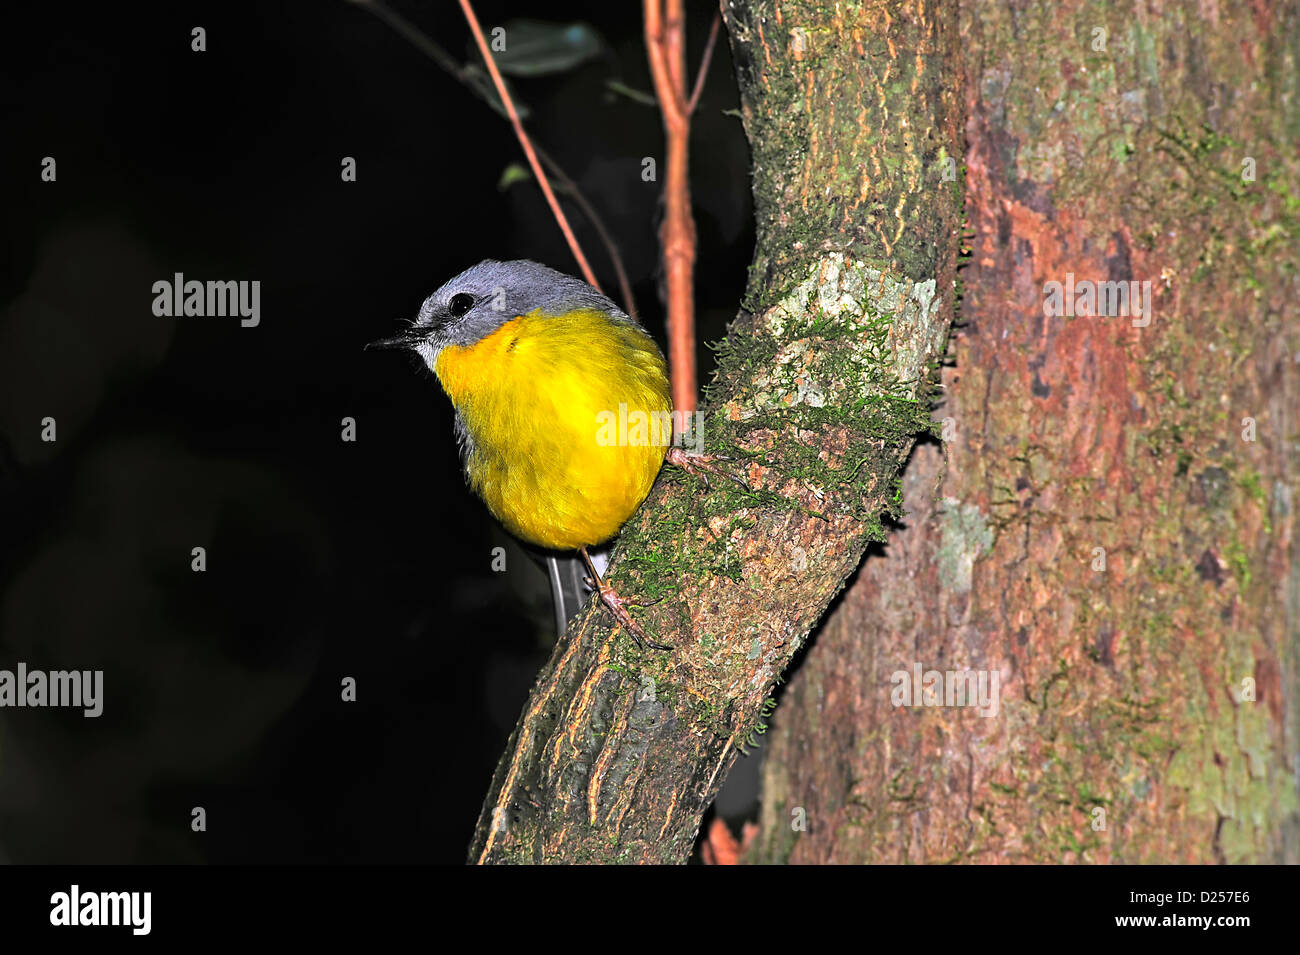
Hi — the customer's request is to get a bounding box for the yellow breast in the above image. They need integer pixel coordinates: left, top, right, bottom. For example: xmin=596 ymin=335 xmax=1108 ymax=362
xmin=433 ymin=308 xmax=672 ymax=551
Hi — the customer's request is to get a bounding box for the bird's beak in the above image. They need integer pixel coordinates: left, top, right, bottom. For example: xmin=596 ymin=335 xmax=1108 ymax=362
xmin=366 ymin=329 xmax=429 ymax=351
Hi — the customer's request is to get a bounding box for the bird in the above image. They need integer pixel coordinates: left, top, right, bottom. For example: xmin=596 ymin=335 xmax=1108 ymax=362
xmin=370 ymin=259 xmax=676 ymax=648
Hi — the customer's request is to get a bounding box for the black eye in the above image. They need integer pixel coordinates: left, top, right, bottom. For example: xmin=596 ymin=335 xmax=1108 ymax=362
xmin=448 ymin=293 xmax=475 ymax=318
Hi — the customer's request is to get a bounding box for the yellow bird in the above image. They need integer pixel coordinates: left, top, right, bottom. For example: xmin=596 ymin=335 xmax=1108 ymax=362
xmin=371 ymin=259 xmax=674 ymax=646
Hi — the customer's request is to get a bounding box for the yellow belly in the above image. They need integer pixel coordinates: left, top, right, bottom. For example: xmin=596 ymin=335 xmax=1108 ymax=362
xmin=433 ymin=308 xmax=672 ymax=551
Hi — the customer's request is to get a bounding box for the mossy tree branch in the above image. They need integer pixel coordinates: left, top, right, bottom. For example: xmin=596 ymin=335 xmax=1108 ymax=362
xmin=469 ymin=0 xmax=964 ymax=864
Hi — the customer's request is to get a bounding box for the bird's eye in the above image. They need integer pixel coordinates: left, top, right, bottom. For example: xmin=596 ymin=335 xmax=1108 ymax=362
xmin=448 ymin=293 xmax=476 ymax=318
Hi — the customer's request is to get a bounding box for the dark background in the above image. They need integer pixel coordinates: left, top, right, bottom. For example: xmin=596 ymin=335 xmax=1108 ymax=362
xmin=0 ymin=0 xmax=753 ymax=863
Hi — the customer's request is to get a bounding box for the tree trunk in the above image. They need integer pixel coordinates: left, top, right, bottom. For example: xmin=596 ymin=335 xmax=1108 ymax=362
xmin=754 ymin=0 xmax=1300 ymax=864
xmin=469 ymin=0 xmax=963 ymax=863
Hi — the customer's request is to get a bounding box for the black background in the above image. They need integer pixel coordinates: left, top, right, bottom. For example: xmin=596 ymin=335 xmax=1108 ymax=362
xmin=0 ymin=0 xmax=752 ymax=864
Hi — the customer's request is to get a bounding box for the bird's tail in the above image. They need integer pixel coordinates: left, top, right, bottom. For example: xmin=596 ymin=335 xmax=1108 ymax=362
xmin=544 ymin=546 xmax=609 ymax=638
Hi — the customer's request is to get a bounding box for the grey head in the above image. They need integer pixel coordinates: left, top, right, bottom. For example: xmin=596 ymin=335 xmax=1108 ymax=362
xmin=368 ymin=259 xmax=631 ymax=370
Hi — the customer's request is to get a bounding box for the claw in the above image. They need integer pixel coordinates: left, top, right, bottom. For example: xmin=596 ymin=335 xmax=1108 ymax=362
xmin=579 ymin=548 xmax=672 ymax=651
xmin=665 ymin=447 xmax=750 ymax=490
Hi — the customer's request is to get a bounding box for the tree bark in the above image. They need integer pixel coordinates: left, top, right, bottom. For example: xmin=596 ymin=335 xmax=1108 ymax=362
xmin=754 ymin=0 xmax=1300 ymax=864
xmin=469 ymin=0 xmax=964 ymax=863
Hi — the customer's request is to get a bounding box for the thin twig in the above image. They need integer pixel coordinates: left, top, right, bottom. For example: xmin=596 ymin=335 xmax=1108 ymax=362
xmin=458 ymin=0 xmax=601 ymax=291
xmin=353 ymin=0 xmax=638 ymax=317
xmin=687 ymin=12 xmax=721 ymax=115
xmin=350 ymin=0 xmax=463 ymax=76
xmin=535 ymin=146 xmax=640 ymax=321
xmin=645 ymin=0 xmax=698 ymax=412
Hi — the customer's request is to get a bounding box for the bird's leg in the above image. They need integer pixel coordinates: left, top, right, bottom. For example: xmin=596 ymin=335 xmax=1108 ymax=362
xmin=664 ymin=446 xmax=750 ymax=490
xmin=579 ymin=547 xmax=671 ymax=652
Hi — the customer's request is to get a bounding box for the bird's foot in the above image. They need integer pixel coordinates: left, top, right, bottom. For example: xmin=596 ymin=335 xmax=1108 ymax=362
xmin=587 ymin=577 xmax=672 ymax=652
xmin=579 ymin=547 xmax=671 ymax=652
xmin=664 ymin=447 xmax=750 ymax=491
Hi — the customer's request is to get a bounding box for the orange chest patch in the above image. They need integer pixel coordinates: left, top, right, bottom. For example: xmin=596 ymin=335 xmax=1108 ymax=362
xmin=433 ymin=316 xmax=524 ymax=405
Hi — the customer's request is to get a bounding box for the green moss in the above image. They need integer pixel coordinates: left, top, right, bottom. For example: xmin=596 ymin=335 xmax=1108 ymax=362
xmin=1238 ymin=470 xmax=1272 ymax=535
xmin=1224 ymin=541 xmax=1252 ymax=589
